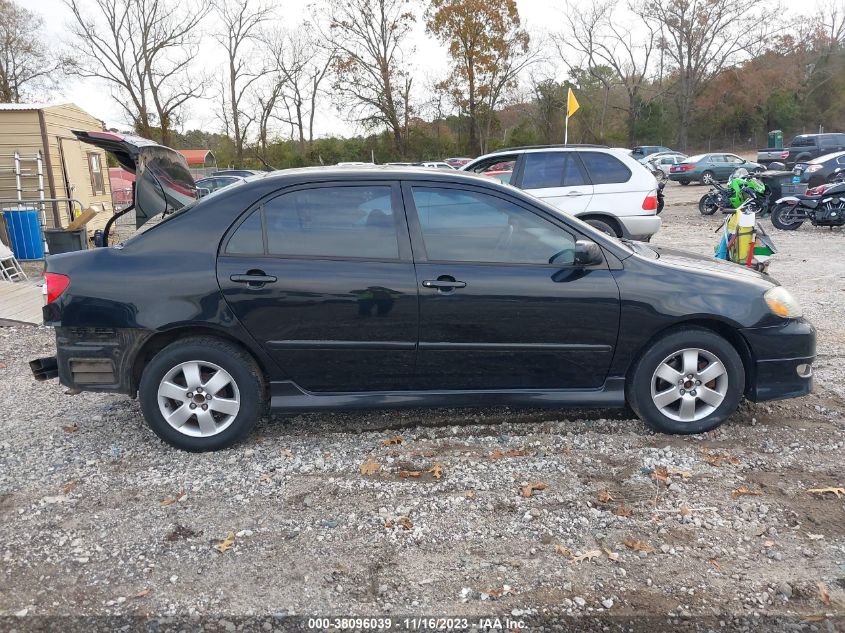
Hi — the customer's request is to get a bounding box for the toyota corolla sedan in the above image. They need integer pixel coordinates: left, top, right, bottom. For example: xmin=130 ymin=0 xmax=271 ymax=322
xmin=32 ymin=139 xmax=815 ymax=451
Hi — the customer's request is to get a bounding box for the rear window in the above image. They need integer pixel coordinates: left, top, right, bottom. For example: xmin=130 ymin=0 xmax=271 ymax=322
xmin=685 ymin=154 xmax=706 ymax=162
xmin=579 ymin=152 xmax=631 ymax=184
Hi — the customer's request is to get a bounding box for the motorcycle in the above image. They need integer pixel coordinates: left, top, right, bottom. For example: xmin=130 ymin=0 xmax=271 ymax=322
xmin=656 ymin=180 xmax=665 ymax=214
xmin=714 ymin=196 xmax=776 ymax=273
xmin=699 ymin=168 xmax=767 ymax=216
xmin=769 ymin=179 xmax=845 ymax=231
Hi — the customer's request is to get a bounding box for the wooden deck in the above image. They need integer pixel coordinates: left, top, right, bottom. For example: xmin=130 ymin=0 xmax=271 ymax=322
xmin=0 ymin=280 xmax=44 ymax=326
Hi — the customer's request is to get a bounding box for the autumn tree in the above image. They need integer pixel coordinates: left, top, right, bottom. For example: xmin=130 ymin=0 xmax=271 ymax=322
xmin=426 ymin=0 xmax=535 ymax=154
xmin=643 ymin=0 xmax=771 ymax=149
xmin=213 ymin=0 xmax=272 ymax=167
xmin=321 ymin=0 xmax=416 ymax=156
xmin=65 ymin=0 xmax=209 ymax=145
xmin=0 ymin=1 xmax=60 ymax=103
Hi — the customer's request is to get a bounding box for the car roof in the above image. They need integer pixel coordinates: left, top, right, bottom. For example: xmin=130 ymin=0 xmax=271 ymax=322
xmin=235 ymin=164 xmax=497 ymax=185
xmin=810 ymin=150 xmax=845 ymax=163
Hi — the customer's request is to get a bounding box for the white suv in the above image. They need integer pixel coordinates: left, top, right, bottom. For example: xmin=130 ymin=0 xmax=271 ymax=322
xmin=461 ymin=145 xmax=661 ymax=240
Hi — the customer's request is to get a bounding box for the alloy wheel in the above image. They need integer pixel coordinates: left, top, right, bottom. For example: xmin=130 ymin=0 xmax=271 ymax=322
xmin=157 ymin=360 xmax=241 ymax=437
xmin=650 ymin=348 xmax=728 ymax=422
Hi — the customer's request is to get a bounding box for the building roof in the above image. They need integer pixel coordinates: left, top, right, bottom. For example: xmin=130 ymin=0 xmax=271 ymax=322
xmin=177 ymin=149 xmax=216 ymax=165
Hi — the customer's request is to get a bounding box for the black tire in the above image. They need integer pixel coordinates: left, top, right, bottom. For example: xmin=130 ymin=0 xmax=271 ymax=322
xmin=698 ymin=194 xmax=718 ymax=215
xmin=585 ymin=218 xmax=619 ymax=237
xmin=700 ymin=170 xmax=715 ymax=185
xmin=139 ymin=336 xmax=264 ymax=451
xmin=626 ymin=327 xmax=745 ymax=435
xmin=770 ymin=204 xmax=804 ymax=231
xmin=679 ymin=180 xmax=690 ymax=186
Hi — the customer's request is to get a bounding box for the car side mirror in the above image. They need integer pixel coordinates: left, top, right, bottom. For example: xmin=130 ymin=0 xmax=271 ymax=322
xmin=574 ymin=240 xmax=603 ymax=266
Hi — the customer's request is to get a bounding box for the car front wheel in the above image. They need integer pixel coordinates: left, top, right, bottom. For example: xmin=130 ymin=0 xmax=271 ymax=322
xmin=139 ymin=337 xmax=264 ymax=451
xmin=627 ymin=328 xmax=744 ymax=434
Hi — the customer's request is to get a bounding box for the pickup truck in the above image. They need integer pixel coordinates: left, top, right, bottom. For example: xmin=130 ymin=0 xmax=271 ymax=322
xmin=757 ymin=133 xmax=845 ymax=168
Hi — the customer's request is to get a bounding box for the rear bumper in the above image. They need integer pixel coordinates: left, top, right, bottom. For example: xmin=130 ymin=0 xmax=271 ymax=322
xmin=617 ymin=214 xmax=662 ymax=240
xmin=741 ymin=319 xmax=816 ymax=402
xmin=50 ymin=327 xmax=145 ymax=395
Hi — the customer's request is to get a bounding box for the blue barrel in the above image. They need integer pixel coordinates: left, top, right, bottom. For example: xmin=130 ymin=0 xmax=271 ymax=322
xmin=3 ymin=209 xmax=44 ymax=260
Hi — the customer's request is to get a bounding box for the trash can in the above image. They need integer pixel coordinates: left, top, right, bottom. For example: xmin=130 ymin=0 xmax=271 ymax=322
xmin=767 ymin=130 xmax=783 ymax=149
xmin=44 ymin=228 xmax=87 ymax=255
xmin=2 ymin=209 xmax=44 ymax=260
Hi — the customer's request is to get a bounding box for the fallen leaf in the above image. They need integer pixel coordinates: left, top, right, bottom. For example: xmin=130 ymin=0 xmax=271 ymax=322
xmin=709 ymin=558 xmax=721 ymax=570
xmin=0 ymin=362 xmax=6 ymax=369
xmin=213 ymin=530 xmax=235 ymax=554
xmin=258 ymin=473 xmax=272 ymax=484
xmin=383 ymin=520 xmax=394 ymax=529
xmin=604 ymin=548 xmax=620 ymax=562
xmin=360 ymin=457 xmax=381 ymax=476
xmin=667 ymin=467 xmax=692 ymax=479
xmin=490 ymin=448 xmax=528 ymax=460
xmin=520 ymin=482 xmax=547 ymax=498
xmin=62 ymin=424 xmax=79 ymax=433
xmin=382 ymin=436 xmax=403 ymax=446
xmin=732 ymin=486 xmax=763 ymax=497
xmin=807 ymin=533 xmax=825 ymax=540
xmin=428 ymin=463 xmax=444 ymax=479
xmin=159 ymin=490 xmax=186 ymax=507
xmin=570 ymin=549 xmax=602 ymax=563
xmin=399 ymin=470 xmax=422 ymax=478
xmin=680 ymin=504 xmax=691 ymax=517
xmin=622 ymin=537 xmax=655 ymax=554
xmin=554 ymin=544 xmax=573 ymax=557
xmin=651 ymin=467 xmax=669 ymax=483
xmin=763 ymin=540 xmax=776 ymax=548
xmin=132 ymin=588 xmax=151 ymax=599
xmin=817 ymin=582 xmax=831 ymax=606
xmin=808 ymin=487 xmax=845 ymax=498
xmin=464 ymin=490 xmax=476 ymax=499
xmin=702 ymin=448 xmax=740 ymax=467
xmin=62 ymin=479 xmax=81 ymax=495
xmin=597 ymin=488 xmax=614 ymax=503
xmin=398 ymin=516 xmax=413 ymax=530
xmin=614 ymin=504 xmax=634 ymax=518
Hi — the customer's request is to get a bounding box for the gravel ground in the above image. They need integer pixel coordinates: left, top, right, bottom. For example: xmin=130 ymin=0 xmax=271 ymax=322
xmin=1 ymin=183 xmax=844 ymax=632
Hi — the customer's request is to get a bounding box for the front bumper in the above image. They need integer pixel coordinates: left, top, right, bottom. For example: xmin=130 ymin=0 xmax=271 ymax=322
xmin=617 ymin=214 xmax=662 ymax=241
xmin=741 ymin=318 xmax=816 ymax=402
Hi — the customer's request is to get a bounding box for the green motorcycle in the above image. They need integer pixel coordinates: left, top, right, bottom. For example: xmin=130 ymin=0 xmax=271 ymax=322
xmin=699 ymin=169 xmax=768 ymax=216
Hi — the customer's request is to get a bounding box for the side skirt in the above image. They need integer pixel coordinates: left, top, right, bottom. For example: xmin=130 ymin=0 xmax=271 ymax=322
xmin=269 ymin=378 xmax=627 ymax=413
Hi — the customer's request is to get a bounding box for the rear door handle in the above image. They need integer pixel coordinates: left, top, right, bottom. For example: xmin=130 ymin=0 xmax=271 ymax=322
xmin=422 ymin=279 xmax=466 ymax=290
xmin=230 ymin=273 xmax=277 ymax=286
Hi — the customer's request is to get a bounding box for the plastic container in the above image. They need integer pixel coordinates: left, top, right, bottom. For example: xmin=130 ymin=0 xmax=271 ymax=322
xmin=44 ymin=228 xmax=87 ymax=254
xmin=3 ymin=209 xmax=44 ymax=260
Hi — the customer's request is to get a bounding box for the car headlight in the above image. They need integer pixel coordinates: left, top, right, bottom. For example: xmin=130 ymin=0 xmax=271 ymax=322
xmin=764 ymin=286 xmax=803 ymax=318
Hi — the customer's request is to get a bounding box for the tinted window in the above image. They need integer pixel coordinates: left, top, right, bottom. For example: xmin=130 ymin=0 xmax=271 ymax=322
xmin=466 ymin=155 xmax=518 ymax=174
xmin=522 ymin=152 xmax=587 ymax=189
xmin=579 ymin=152 xmax=632 ymax=184
xmin=819 ymin=135 xmax=838 ymax=149
xmin=260 ymin=186 xmax=399 ymax=259
xmin=226 ymin=210 xmax=264 ymax=255
xmin=411 ymin=187 xmax=575 ymax=265
xmin=791 ymin=136 xmax=815 ymax=147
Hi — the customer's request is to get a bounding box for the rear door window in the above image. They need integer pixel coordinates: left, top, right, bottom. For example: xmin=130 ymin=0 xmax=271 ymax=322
xmin=521 ymin=152 xmax=587 ymax=189
xmin=579 ymin=152 xmax=632 ymax=184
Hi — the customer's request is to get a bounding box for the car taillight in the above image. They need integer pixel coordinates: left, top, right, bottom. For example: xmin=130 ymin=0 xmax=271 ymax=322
xmin=45 ymin=272 xmax=70 ymax=304
xmin=673 ymin=164 xmax=694 ymax=172
xmin=642 ymin=193 xmax=658 ymax=211
xmin=780 ymin=151 xmax=789 ymax=160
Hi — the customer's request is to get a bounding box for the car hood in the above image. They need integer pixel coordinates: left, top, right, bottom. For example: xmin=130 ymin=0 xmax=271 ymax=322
xmin=640 ymin=243 xmax=778 ymax=287
xmin=73 ymin=130 xmax=197 ymax=228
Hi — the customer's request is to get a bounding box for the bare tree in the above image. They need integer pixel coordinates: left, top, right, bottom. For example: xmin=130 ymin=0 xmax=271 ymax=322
xmin=264 ymin=26 xmax=336 ymax=158
xmin=65 ymin=0 xmax=209 ymax=144
xmin=643 ymin=0 xmax=771 ymax=149
xmin=213 ymin=0 xmax=272 ymax=167
xmin=0 ymin=0 xmax=61 ymax=102
xmin=557 ymin=0 xmax=657 ymax=145
xmin=321 ymin=0 xmax=416 ymax=156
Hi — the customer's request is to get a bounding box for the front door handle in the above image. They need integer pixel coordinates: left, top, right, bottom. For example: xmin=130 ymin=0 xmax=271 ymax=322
xmin=230 ymin=271 xmax=277 ymax=287
xmin=422 ymin=278 xmax=466 ymax=291
xmin=566 ymin=190 xmax=583 ymax=196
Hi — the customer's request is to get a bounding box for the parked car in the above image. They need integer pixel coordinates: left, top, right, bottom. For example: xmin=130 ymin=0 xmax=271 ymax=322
xmin=213 ymin=169 xmax=265 ymax=178
xmin=631 ymin=145 xmax=673 ymax=161
xmin=461 ymin=145 xmax=660 ymax=240
xmin=421 ymin=161 xmax=455 ymax=169
xmin=33 ymin=158 xmax=815 ymax=451
xmin=645 ymin=153 xmax=688 ymax=177
xmin=757 ymin=133 xmax=845 ymax=168
xmin=196 ymin=175 xmax=245 ymax=197
xmin=669 ymin=153 xmax=763 ymax=185
xmin=444 ymin=157 xmax=473 ymax=168
xmin=474 ymin=159 xmax=515 ymax=184
xmin=791 ymin=151 xmax=845 ymax=187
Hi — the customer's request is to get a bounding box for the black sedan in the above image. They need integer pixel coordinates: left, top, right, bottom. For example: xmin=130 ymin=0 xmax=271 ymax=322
xmin=792 ymin=151 xmax=845 ymax=187
xmin=32 ymin=141 xmax=815 ymax=451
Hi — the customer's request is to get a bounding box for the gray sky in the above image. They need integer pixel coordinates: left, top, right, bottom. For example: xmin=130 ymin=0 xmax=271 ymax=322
xmin=35 ymin=0 xmax=825 ymax=138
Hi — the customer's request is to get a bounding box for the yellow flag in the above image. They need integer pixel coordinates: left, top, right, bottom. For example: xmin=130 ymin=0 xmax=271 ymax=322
xmin=567 ymin=88 xmax=580 ymax=117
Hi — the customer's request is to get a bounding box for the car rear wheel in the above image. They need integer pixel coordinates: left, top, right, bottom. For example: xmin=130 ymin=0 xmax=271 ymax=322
xmin=139 ymin=337 xmax=264 ymax=451
xmin=584 ymin=218 xmax=619 ymax=237
xmin=701 ymin=171 xmax=715 ymax=185
xmin=627 ymin=328 xmax=744 ymax=434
